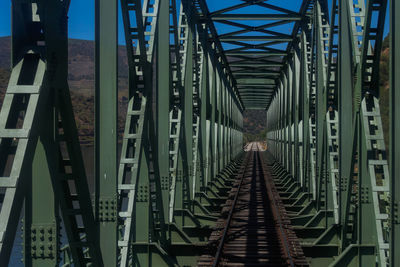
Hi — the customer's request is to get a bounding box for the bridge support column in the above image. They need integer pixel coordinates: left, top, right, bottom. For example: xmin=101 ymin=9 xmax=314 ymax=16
xmin=390 ymin=0 xmax=400 ymax=265
xmin=156 ymin=0 xmax=170 ymax=243
xmin=338 ymin=0 xmax=354 ymax=249
xmin=94 ymin=0 xmax=118 ymax=265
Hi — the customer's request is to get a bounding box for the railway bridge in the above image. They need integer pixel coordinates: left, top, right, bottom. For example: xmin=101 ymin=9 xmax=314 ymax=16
xmin=0 ymin=0 xmax=399 ymax=266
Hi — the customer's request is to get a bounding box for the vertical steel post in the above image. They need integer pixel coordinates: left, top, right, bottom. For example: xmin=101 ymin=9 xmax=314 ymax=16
xmin=156 ymin=0 xmax=170 ymax=231
xmin=209 ymin=56 xmax=216 ymax=181
xmin=28 ymin=111 xmax=59 ymax=267
xmin=314 ymin=1 xmax=328 ymax=208
xmin=390 ymin=0 xmax=400 ymax=265
xmin=222 ymin=83 xmax=226 ymax=168
xmin=217 ymin=73 xmax=222 ymax=173
xmin=95 ymin=0 xmax=118 ymax=265
xmin=215 ymin=72 xmax=221 ymax=173
xmin=183 ymin=15 xmax=194 ymax=203
xmin=16 ymin=2 xmax=60 ymax=266
xmin=199 ymin=36 xmax=208 ymax=190
xmin=293 ymin=51 xmax=301 ymax=185
xmin=287 ymin=59 xmax=293 ymax=175
xmin=338 ymin=0 xmax=353 ymax=241
xmin=301 ymin=31 xmax=311 ymax=194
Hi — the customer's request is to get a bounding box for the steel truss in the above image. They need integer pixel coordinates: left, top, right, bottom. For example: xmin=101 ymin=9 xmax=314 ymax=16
xmin=267 ymin=0 xmax=399 ymax=266
xmin=1 ymin=0 xmax=399 ymax=266
xmin=0 ymin=0 xmax=243 ymax=266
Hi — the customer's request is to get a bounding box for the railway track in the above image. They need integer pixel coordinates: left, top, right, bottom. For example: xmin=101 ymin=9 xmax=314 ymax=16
xmin=198 ymin=143 xmax=307 ymax=266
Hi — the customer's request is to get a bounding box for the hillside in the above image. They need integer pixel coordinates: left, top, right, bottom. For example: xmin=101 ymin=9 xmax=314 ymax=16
xmin=2 ymin=36 xmax=388 ymax=147
xmin=379 ymin=36 xmax=389 ymax=152
xmin=243 ymin=110 xmax=267 ymax=142
xmin=0 ymin=36 xmax=269 ymax=144
xmin=0 ymin=37 xmax=129 ymax=145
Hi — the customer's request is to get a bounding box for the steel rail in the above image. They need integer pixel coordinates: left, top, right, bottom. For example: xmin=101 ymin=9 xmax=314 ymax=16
xmin=258 ymin=151 xmax=296 ymax=267
xmin=212 ymin=142 xmax=255 ymax=267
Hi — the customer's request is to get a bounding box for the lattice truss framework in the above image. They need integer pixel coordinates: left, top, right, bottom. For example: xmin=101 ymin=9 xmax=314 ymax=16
xmin=0 ymin=0 xmax=399 ymax=267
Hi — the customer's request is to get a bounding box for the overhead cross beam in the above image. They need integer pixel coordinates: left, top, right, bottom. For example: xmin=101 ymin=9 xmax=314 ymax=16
xmin=199 ymin=0 xmax=308 ymax=109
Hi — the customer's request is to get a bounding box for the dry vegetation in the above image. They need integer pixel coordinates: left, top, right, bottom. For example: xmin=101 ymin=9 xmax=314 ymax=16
xmin=0 ymin=36 xmax=390 ymax=148
xmin=0 ymin=37 xmax=129 ymax=145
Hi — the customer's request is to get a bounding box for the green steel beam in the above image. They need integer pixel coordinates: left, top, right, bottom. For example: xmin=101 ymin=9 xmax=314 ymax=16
xmin=0 ymin=1 xmax=102 ymax=266
xmin=238 ymin=89 xmax=276 ymax=92
xmin=390 ymin=1 xmax=400 ymax=266
xmin=229 ymin=58 xmax=284 ymax=64
xmin=338 ymin=0 xmax=354 ymax=246
xmin=240 ymin=93 xmax=274 ymax=96
xmin=242 ymin=101 xmax=269 ymax=104
xmin=255 ymin=2 xmax=301 ymax=16
xmin=237 ymin=79 xmax=276 ymax=84
xmin=156 ymin=0 xmax=170 ymax=235
xmin=314 ymin=0 xmax=328 ymax=212
xmin=233 ymin=72 xmax=280 ymax=76
xmin=219 ymin=29 xmax=292 ymax=40
xmin=220 ymin=36 xmax=293 ymax=42
xmin=190 ymin=0 xmax=244 ymax=110
xmin=216 ymin=71 xmax=222 ymax=173
xmin=199 ymin=27 xmax=209 ymax=194
xmin=209 ymin=58 xmax=217 ymax=183
xmin=183 ymin=8 xmax=194 ymax=204
xmin=209 ymin=2 xmax=251 ymax=16
xmin=241 ymin=95 xmax=272 ymax=98
xmin=300 ymin=29 xmax=311 ymax=198
xmin=26 ymin=3 xmax=64 ymax=265
xmin=95 ymin=0 xmax=118 ymax=265
xmin=230 ymin=63 xmax=284 ymax=67
xmin=211 ymin=14 xmax=302 ymax=20
xmin=225 ymin=51 xmax=287 ymax=56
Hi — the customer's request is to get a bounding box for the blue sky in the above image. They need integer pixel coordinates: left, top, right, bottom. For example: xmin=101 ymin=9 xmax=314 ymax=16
xmin=0 ymin=0 xmax=389 ymax=45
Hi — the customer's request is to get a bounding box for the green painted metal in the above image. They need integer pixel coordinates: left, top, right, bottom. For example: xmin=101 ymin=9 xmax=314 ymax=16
xmin=1 ymin=0 xmax=398 ymax=266
xmin=156 ymin=0 xmax=170 ymax=236
xmin=266 ymin=0 xmax=392 ymax=266
xmin=182 ymin=2 xmax=194 ymax=206
xmin=0 ymin=1 xmax=102 ymax=266
xmin=337 ymin=0 xmax=354 ymax=246
xmin=389 ymin=2 xmax=400 ymax=267
xmin=95 ymin=0 xmax=118 ymax=265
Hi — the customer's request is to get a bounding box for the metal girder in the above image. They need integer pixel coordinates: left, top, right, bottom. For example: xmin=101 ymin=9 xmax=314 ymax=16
xmin=197 ymin=0 xmax=311 ymax=109
xmin=240 ymin=92 xmax=274 ymax=96
xmin=230 ymin=63 xmax=284 ymax=67
xmin=118 ymin=1 xmax=169 ymax=266
xmin=238 ymin=88 xmax=276 ymax=91
xmin=1 ymin=0 xmax=397 ymax=267
xmin=0 ymin=1 xmax=246 ymax=266
xmin=242 ymin=99 xmax=270 ymax=102
xmin=191 ymin=0 xmax=244 ymax=111
xmin=0 ymin=1 xmax=102 ymax=266
xmin=211 ymin=14 xmax=302 ymax=20
xmin=266 ymin=0 xmax=393 ymax=266
xmin=389 ymin=2 xmax=400 ymax=266
xmin=95 ymin=0 xmax=118 ymax=265
xmin=225 ymin=51 xmax=288 ymax=56
xmin=220 ymin=36 xmax=293 ymax=42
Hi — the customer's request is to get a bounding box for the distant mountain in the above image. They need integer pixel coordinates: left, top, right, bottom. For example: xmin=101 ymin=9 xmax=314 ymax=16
xmin=379 ymin=36 xmax=389 ymax=152
xmin=243 ymin=110 xmax=266 ymax=135
xmin=0 ymin=35 xmax=390 ymax=147
xmin=0 ymin=37 xmax=129 ymax=145
xmin=1 ymin=36 xmax=274 ymax=144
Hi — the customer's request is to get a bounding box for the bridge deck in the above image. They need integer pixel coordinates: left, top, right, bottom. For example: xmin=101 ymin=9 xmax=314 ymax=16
xmin=198 ymin=143 xmax=307 ymax=266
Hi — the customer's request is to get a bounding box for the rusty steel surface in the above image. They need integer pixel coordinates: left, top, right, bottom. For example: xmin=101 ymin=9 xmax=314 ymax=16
xmin=198 ymin=143 xmax=307 ymax=266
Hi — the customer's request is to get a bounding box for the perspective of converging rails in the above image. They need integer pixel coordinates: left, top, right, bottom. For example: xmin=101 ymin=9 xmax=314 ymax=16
xmin=0 ymin=0 xmax=399 ymax=266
